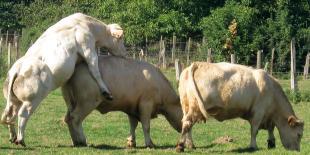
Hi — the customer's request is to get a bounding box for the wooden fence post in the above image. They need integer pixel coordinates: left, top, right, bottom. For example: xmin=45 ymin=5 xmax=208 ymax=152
xmin=14 ymin=31 xmax=19 ymax=60
xmin=207 ymin=48 xmax=212 ymax=63
xmin=303 ymin=53 xmax=310 ymax=80
xmin=139 ymin=49 xmax=144 ymax=61
xmin=158 ymin=36 xmax=163 ymax=65
xmin=186 ymin=37 xmax=191 ymax=66
xmin=257 ymin=50 xmax=262 ymax=69
xmin=270 ymin=48 xmax=275 ymax=75
xmin=290 ymin=38 xmax=298 ymax=91
xmin=171 ymin=34 xmax=176 ymax=62
xmin=162 ymin=40 xmax=166 ymax=69
xmin=230 ymin=53 xmax=235 ymax=64
xmin=145 ymin=37 xmax=148 ymax=62
xmin=5 ymin=30 xmax=9 ymax=47
xmin=133 ymin=52 xmax=136 ymax=59
xmin=0 ymin=36 xmax=2 ymax=55
xmin=0 ymin=29 xmax=2 ymax=55
xmin=8 ymin=43 xmax=11 ymax=69
xmin=175 ymin=59 xmax=182 ymax=82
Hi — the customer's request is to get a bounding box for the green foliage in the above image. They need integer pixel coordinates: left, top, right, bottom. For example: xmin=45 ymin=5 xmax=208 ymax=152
xmin=200 ymin=1 xmax=258 ymax=63
xmin=0 ymin=0 xmax=309 ymax=72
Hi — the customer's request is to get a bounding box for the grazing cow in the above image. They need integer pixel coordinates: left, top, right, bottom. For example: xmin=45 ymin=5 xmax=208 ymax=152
xmin=61 ymin=56 xmax=191 ymax=148
xmin=1 ymin=13 xmax=126 ymax=146
xmin=176 ymin=62 xmax=304 ymax=152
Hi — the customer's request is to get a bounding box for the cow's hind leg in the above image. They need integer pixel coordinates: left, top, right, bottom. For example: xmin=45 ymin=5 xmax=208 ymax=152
xmin=8 ymin=106 xmax=19 ymax=143
xmin=267 ymin=125 xmax=276 ymax=149
xmin=15 ymin=99 xmax=41 ymax=146
xmin=127 ymin=115 xmax=138 ymax=148
xmin=65 ymin=101 xmax=98 ymax=147
xmin=176 ymin=113 xmax=195 ymax=152
xmin=185 ymin=128 xmax=195 ymax=149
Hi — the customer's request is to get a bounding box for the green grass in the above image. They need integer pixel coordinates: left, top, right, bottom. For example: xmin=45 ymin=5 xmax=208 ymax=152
xmin=0 ymin=70 xmax=310 ymax=155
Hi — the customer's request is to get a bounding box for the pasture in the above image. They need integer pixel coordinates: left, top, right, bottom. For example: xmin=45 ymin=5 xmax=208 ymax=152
xmin=0 ymin=69 xmax=309 ymax=155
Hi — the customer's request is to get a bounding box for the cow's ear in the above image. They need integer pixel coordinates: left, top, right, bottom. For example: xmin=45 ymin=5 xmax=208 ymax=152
xmin=108 ymin=24 xmax=124 ymax=39
xmin=288 ymin=116 xmax=304 ymax=127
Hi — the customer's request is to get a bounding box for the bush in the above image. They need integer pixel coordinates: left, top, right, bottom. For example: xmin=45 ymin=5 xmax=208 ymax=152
xmin=283 ymin=89 xmax=310 ymax=103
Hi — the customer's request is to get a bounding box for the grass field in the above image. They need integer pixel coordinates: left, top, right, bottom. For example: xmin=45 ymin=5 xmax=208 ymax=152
xmin=0 ymin=70 xmax=309 ymax=155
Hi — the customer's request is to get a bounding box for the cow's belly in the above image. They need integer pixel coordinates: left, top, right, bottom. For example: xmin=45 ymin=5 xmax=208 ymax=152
xmin=211 ymin=107 xmax=249 ymax=122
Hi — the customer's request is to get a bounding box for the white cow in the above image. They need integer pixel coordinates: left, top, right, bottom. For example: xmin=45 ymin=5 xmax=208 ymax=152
xmin=1 ymin=13 xmax=126 ymax=146
xmin=176 ymin=62 xmax=304 ymax=152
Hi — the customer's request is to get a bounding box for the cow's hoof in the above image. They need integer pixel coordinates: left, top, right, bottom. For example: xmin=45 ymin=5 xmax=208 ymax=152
xmin=14 ymin=139 xmax=26 ymax=147
xmin=247 ymin=147 xmax=258 ymax=152
xmin=146 ymin=143 xmax=155 ymax=149
xmin=267 ymin=139 xmax=276 ymax=149
xmin=186 ymin=143 xmax=196 ymax=150
xmin=186 ymin=140 xmax=195 ymax=149
xmin=176 ymin=143 xmax=185 ymax=152
xmin=9 ymin=136 xmax=17 ymax=144
xmin=127 ymin=141 xmax=136 ymax=148
xmin=73 ymin=142 xmax=87 ymax=147
xmin=102 ymin=91 xmax=113 ymax=101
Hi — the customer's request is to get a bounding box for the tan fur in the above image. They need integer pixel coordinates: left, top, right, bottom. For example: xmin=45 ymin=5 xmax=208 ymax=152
xmin=177 ymin=62 xmax=304 ymax=151
xmin=62 ymin=56 xmax=185 ymax=147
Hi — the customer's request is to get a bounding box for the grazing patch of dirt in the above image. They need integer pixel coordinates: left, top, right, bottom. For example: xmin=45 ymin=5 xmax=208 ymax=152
xmin=212 ymin=136 xmax=234 ymax=144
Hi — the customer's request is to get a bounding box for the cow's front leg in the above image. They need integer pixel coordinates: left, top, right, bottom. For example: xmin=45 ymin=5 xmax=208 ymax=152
xmin=127 ymin=115 xmax=138 ymax=148
xmin=139 ymin=101 xmax=155 ymax=148
xmin=267 ymin=125 xmax=276 ymax=149
xmin=249 ymin=113 xmax=264 ymax=151
xmin=80 ymin=48 xmax=113 ymax=100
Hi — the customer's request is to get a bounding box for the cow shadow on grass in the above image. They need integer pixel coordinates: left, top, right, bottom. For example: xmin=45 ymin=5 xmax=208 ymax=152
xmin=89 ymin=144 xmax=124 ymax=150
xmin=230 ymin=147 xmax=259 ymax=153
xmin=0 ymin=146 xmax=35 ymax=150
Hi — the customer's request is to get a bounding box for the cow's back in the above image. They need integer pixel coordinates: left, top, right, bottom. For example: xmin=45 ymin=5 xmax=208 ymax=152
xmin=67 ymin=56 xmax=178 ymax=115
xmin=184 ymin=62 xmax=275 ymax=121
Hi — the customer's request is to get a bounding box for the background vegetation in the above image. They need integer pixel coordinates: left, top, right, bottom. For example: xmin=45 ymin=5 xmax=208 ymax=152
xmin=0 ymin=0 xmax=309 ymax=74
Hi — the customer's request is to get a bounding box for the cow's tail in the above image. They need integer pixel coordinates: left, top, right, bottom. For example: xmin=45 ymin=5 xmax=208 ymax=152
xmin=1 ymin=70 xmax=18 ymax=125
xmin=188 ymin=63 xmax=208 ymax=119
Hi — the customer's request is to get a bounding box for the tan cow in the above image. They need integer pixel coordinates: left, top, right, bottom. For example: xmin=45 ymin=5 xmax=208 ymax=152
xmin=176 ymin=62 xmax=304 ymax=152
xmin=61 ymin=56 xmax=192 ymax=148
xmin=1 ymin=13 xmax=126 ymax=146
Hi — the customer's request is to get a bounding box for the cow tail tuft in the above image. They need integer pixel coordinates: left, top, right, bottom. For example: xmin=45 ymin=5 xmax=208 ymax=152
xmin=1 ymin=71 xmax=18 ymax=124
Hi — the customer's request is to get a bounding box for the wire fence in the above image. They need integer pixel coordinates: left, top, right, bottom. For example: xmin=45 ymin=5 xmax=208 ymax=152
xmin=0 ymin=31 xmax=309 ymax=81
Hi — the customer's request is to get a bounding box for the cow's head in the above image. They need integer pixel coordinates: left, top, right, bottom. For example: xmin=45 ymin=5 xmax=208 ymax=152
xmin=98 ymin=24 xmax=127 ymax=57
xmin=279 ymin=115 xmax=304 ymax=151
